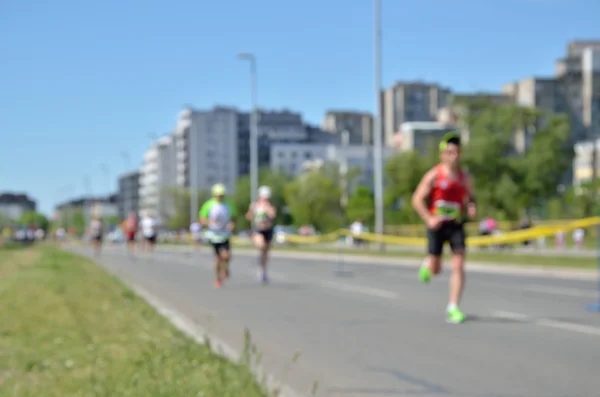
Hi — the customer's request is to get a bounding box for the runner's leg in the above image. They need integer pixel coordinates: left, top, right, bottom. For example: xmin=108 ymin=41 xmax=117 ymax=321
xmin=219 ymin=240 xmax=231 ymax=279
xmin=420 ymin=227 xmax=444 ymax=283
xmin=213 ymin=243 xmax=223 ymax=287
xmin=447 ymin=223 xmax=467 ymax=323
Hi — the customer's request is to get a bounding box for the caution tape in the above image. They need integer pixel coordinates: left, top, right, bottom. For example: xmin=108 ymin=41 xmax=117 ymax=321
xmin=265 ymin=216 xmax=600 ymax=247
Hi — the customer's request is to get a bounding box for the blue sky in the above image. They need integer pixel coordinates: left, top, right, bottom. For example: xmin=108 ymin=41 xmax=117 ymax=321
xmin=1 ymin=0 xmax=599 ymax=215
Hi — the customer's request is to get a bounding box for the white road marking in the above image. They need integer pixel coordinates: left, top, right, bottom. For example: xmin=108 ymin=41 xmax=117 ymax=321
xmin=524 ymin=284 xmax=597 ymax=299
xmin=491 ymin=310 xmax=600 ymax=337
xmin=320 ymin=280 xmax=399 ymax=300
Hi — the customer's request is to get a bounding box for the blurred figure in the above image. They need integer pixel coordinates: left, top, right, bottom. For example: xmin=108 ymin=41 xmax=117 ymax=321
xmin=122 ymin=211 xmax=138 ymax=257
xmin=189 ymin=220 xmax=203 ymax=252
xmin=573 ymin=228 xmax=585 ymax=249
xmin=139 ymin=211 xmax=158 ymax=257
xmin=89 ymin=216 xmax=104 ymax=257
xmin=350 ymin=218 xmax=365 ymax=248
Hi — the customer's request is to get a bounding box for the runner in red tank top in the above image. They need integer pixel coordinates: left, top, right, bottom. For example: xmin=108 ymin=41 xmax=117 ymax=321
xmin=411 ymin=131 xmax=477 ymax=324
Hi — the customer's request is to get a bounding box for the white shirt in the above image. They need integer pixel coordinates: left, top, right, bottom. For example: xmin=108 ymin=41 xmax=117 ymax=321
xmin=140 ymin=217 xmax=157 ymax=237
xmin=350 ymin=222 xmax=364 ymax=235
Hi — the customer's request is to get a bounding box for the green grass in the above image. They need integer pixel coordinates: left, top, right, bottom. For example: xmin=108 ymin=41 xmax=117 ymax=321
xmin=0 ymin=245 xmax=270 ymax=397
xmin=268 ymin=245 xmax=598 ymax=270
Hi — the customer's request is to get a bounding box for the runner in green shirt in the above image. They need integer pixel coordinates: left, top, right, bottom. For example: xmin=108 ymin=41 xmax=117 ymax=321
xmin=199 ymin=183 xmax=237 ymax=288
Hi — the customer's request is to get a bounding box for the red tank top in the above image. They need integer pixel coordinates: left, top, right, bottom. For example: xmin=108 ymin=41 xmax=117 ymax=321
xmin=429 ymin=164 xmax=468 ymax=220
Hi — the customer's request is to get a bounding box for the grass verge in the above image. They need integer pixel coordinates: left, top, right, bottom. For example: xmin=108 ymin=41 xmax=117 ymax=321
xmin=0 ymin=245 xmax=269 ymax=397
xmin=267 ymin=245 xmax=598 ymax=270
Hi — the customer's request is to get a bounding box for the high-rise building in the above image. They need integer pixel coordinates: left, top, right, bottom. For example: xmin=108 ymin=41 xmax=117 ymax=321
xmin=503 ymin=41 xmax=600 ymax=150
xmin=320 ymin=111 xmax=374 ymax=145
xmin=139 ymin=135 xmax=176 ymax=220
xmin=383 ymin=82 xmax=451 ymax=147
xmin=117 ymin=171 xmax=140 ymax=219
xmin=186 ymin=107 xmax=239 ymax=193
xmin=237 ymin=110 xmax=307 ymax=177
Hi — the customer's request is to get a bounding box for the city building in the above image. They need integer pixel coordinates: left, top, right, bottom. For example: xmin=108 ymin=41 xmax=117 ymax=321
xmin=237 ymin=110 xmax=307 ymax=177
xmin=138 ymin=135 xmax=177 ymax=220
xmin=0 ymin=193 xmax=36 ymax=220
xmin=394 ymin=122 xmax=457 ymax=155
xmin=55 ymin=194 xmax=119 ymax=220
xmin=573 ymin=139 xmax=599 ymax=185
xmin=117 ymin=171 xmax=140 ymax=219
xmin=321 ymin=111 xmax=374 ymax=145
xmin=186 ymin=107 xmax=239 ymax=193
xmin=269 ymin=143 xmax=395 ymax=189
xmin=383 ymin=81 xmax=451 ymax=147
xmin=503 ymin=41 xmax=600 ymax=151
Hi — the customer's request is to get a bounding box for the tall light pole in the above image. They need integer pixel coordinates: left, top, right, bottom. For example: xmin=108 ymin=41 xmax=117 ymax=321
xmin=238 ymin=52 xmax=259 ymax=204
xmin=372 ymin=0 xmax=385 ymax=247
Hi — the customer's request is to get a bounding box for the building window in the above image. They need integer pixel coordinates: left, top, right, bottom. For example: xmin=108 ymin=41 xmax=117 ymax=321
xmin=304 ymin=151 xmax=312 ymax=159
xmin=291 ymin=151 xmax=297 ymax=159
xmin=278 ymin=151 xmax=285 ymax=158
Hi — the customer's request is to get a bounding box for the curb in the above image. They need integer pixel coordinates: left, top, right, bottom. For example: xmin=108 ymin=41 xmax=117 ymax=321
xmin=159 ymin=244 xmax=597 ymax=281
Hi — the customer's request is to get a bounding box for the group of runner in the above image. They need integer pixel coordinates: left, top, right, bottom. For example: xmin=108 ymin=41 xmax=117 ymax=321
xmin=87 ymin=211 xmax=159 ymax=258
xmin=86 ymin=130 xmax=475 ymax=323
xmin=198 ymin=183 xmax=276 ymax=289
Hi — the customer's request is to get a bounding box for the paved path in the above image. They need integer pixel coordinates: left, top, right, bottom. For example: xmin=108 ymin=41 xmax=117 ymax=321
xmin=73 ymin=245 xmax=600 ymax=397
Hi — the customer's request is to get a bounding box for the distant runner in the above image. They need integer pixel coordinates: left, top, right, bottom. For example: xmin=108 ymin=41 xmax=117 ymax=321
xmin=411 ymin=132 xmax=476 ymax=324
xmin=122 ymin=211 xmax=138 ymax=257
xmin=199 ymin=183 xmax=237 ymax=289
xmin=139 ymin=211 xmax=158 ymax=257
xmin=89 ymin=215 xmax=104 ymax=257
xmin=246 ymin=186 xmax=277 ymax=284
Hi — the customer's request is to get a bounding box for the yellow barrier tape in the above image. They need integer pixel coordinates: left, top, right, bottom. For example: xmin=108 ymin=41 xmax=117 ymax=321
xmin=275 ymin=216 xmax=600 ymax=247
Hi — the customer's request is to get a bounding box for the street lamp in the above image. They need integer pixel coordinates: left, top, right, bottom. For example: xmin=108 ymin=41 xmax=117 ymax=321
xmin=372 ymin=0 xmax=385 ymax=248
xmin=237 ymin=52 xmax=259 ymax=204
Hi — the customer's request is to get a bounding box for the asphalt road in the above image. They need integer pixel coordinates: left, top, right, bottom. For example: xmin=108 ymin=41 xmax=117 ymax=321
xmin=71 ymin=244 xmax=600 ymax=397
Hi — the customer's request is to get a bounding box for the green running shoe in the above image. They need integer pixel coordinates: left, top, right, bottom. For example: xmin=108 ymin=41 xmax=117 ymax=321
xmin=446 ymin=307 xmax=466 ymax=324
xmin=419 ymin=265 xmax=432 ymax=284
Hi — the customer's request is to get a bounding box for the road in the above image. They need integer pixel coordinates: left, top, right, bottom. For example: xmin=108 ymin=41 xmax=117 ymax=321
xmin=72 ymin=244 xmax=600 ymax=397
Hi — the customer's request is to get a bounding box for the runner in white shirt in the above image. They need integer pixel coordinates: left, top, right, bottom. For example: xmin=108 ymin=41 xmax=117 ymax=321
xmin=139 ymin=211 xmax=158 ymax=255
xmin=246 ymin=186 xmax=277 ymax=284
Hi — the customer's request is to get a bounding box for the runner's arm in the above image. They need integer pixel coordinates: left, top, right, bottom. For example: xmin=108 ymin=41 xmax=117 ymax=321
xmin=198 ymin=201 xmax=210 ymax=227
xmin=245 ymin=203 xmax=254 ymax=221
xmin=412 ymin=169 xmax=436 ymax=223
xmin=465 ymin=173 xmax=477 ymax=217
xmin=227 ymin=201 xmax=237 ymax=231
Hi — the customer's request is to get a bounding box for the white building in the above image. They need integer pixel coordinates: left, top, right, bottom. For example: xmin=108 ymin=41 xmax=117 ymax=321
xmin=186 ymin=107 xmax=239 ymax=193
xmin=139 ymin=135 xmax=176 ymax=219
xmin=270 ymin=143 xmax=395 ymax=188
xmin=395 ymin=121 xmax=456 ymax=155
xmin=0 ymin=193 xmax=36 ymax=220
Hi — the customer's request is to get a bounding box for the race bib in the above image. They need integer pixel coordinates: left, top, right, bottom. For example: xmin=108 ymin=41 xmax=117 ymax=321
xmin=433 ymin=200 xmax=461 ymax=220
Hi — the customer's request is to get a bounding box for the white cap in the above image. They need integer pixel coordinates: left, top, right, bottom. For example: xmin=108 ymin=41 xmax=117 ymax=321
xmin=258 ymin=185 xmax=271 ymax=198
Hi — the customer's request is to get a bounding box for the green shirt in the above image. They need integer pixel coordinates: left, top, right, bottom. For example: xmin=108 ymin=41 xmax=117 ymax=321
xmin=199 ymin=198 xmax=237 ymax=243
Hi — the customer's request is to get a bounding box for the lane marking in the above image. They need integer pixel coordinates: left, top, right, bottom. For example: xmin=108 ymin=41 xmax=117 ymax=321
xmin=524 ymin=284 xmax=597 ymax=299
xmin=320 ymin=280 xmax=399 ymax=300
xmin=491 ymin=310 xmax=600 ymax=337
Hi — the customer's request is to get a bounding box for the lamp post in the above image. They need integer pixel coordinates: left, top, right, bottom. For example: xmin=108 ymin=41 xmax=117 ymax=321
xmin=372 ymin=0 xmax=385 ymax=248
xmin=237 ymin=52 xmax=259 ymax=204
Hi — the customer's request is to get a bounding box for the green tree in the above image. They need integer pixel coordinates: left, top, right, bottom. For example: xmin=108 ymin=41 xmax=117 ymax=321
xmin=346 ymin=185 xmax=374 ymax=226
xmin=284 ymin=170 xmax=343 ymax=232
xmin=103 ymin=215 xmax=121 ymax=228
xmin=163 ymin=187 xmax=210 ymax=230
xmin=18 ymin=211 xmax=49 ymax=231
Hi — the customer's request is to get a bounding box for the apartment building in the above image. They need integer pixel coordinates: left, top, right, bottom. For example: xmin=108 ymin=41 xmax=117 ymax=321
xmin=270 ymin=143 xmax=395 ymax=189
xmin=237 ymin=110 xmax=307 ymax=177
xmin=0 ymin=193 xmax=36 ymax=220
xmin=55 ymin=194 xmax=118 ymax=220
xmin=321 ymin=111 xmax=374 ymax=145
xmin=396 ymin=121 xmax=457 ymax=155
xmin=503 ymin=41 xmax=600 ymax=151
xmin=139 ymin=135 xmax=176 ymax=219
xmin=383 ymin=82 xmax=451 ymax=147
xmin=117 ymin=171 xmax=140 ymax=219
xmin=187 ymin=107 xmax=239 ymax=193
